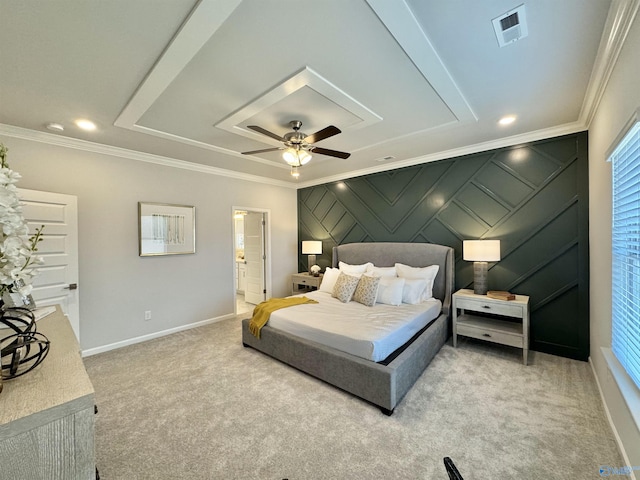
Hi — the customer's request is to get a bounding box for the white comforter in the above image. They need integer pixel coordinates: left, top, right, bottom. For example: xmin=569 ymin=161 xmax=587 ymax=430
xmin=266 ymin=290 xmax=442 ymax=362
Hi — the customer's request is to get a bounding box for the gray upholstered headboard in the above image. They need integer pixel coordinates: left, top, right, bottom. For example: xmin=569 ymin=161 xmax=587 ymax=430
xmin=332 ymin=242 xmax=455 ymax=318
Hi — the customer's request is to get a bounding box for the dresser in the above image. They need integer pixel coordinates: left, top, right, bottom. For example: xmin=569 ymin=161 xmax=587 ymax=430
xmin=0 ymin=307 xmax=96 ymax=480
xmin=452 ymin=289 xmax=530 ymax=365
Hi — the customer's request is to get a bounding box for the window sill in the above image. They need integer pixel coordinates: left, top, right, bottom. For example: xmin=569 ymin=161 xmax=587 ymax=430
xmin=602 ymin=347 xmax=640 ymax=431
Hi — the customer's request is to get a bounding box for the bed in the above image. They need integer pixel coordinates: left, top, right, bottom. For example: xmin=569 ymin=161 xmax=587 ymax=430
xmin=241 ymin=242 xmax=454 ymax=414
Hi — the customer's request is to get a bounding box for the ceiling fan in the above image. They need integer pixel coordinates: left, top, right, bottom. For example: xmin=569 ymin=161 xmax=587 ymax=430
xmin=242 ymin=120 xmax=351 ymax=175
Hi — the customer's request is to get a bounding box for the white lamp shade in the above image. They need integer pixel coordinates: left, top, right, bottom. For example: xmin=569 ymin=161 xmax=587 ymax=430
xmin=463 ymin=240 xmax=500 ymax=262
xmin=302 ymin=240 xmax=322 ymax=255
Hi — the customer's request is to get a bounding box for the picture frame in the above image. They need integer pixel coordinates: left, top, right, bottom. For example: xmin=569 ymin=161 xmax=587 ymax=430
xmin=138 ymin=202 xmax=195 ymax=256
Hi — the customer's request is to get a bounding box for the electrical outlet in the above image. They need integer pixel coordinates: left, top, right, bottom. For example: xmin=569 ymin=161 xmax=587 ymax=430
xmin=144 ymin=310 xmax=152 ymax=321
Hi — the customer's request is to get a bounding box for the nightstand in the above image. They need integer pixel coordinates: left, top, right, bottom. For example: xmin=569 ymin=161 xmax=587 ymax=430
xmin=291 ymin=272 xmax=323 ymax=295
xmin=452 ymin=288 xmax=530 ymax=365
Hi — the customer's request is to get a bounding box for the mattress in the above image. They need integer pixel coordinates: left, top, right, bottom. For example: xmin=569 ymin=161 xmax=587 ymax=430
xmin=266 ymin=290 xmax=442 ymax=362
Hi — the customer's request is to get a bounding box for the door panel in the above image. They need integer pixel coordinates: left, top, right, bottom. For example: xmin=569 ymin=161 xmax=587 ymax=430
xmin=17 ymin=189 xmax=80 ymax=340
xmin=243 ymin=212 xmax=265 ymax=305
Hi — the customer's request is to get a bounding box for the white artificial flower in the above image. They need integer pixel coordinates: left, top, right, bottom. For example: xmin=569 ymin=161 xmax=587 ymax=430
xmin=0 ymin=168 xmax=21 ymax=185
xmin=0 ymin=143 xmax=44 ymax=299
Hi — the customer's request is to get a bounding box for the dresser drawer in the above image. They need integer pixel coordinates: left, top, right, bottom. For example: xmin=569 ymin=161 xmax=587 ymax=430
xmin=457 ymin=323 xmax=523 ymax=348
xmin=456 ymin=297 xmax=523 ymax=318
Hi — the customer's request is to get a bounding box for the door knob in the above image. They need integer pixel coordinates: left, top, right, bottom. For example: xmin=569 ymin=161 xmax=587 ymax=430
xmin=64 ymin=283 xmax=78 ymax=290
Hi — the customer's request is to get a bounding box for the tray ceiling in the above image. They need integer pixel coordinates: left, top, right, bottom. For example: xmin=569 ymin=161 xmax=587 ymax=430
xmin=0 ymin=0 xmax=628 ymax=187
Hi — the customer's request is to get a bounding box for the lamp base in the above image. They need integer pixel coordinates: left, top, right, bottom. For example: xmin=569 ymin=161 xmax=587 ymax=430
xmin=473 ymin=261 xmax=489 ymax=295
xmin=308 ymin=254 xmax=316 ymax=275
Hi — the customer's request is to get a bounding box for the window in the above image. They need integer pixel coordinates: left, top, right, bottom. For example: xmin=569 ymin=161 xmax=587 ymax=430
xmin=611 ymin=119 xmax=640 ymax=390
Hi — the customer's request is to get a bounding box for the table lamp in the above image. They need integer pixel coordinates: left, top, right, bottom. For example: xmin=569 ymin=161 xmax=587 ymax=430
xmin=463 ymin=240 xmax=501 ymax=295
xmin=301 ymin=240 xmax=322 ymax=275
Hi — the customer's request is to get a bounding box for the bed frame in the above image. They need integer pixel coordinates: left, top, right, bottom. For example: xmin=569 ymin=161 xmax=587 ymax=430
xmin=241 ymin=242 xmax=454 ymax=415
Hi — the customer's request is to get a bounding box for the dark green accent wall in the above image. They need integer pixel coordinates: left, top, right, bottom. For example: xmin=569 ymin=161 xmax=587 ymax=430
xmin=298 ymin=132 xmax=590 ymax=361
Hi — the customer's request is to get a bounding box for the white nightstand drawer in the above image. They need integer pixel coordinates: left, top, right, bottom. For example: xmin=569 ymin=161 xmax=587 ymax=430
xmin=291 ymin=273 xmax=323 ymax=294
xmin=453 ymin=289 xmax=530 ymax=365
xmin=457 ymin=323 xmax=523 ymax=348
xmin=456 ymin=297 xmax=523 ymax=318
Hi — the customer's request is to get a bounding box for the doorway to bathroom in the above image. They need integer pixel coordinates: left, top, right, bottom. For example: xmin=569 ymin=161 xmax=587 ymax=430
xmin=233 ymin=207 xmax=270 ymax=315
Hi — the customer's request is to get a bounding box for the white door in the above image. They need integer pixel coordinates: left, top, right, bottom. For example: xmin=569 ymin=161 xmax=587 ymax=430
xmin=243 ymin=212 xmax=265 ymax=305
xmin=17 ymin=189 xmax=80 ymax=340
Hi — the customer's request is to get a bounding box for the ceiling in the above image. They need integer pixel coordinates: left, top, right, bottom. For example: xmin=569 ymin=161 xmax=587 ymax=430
xmin=0 ymin=0 xmax=633 ymax=188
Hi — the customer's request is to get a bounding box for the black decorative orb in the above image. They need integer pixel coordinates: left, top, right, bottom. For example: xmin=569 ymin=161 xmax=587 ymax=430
xmin=0 ymin=307 xmax=50 ymax=379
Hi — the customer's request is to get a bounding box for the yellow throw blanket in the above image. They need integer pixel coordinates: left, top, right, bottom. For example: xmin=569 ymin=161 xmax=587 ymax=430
xmin=249 ymin=296 xmax=318 ymax=338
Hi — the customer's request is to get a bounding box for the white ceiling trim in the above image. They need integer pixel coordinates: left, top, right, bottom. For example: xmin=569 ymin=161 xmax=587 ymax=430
xmin=114 ymin=0 xmax=241 ymax=129
xmin=121 ymin=123 xmax=290 ymax=171
xmin=580 ymin=0 xmax=640 ymax=127
xmin=216 ymin=66 xmax=382 ymax=144
xmin=366 ymin=0 xmax=478 ymax=124
xmin=112 ymin=0 xmax=282 ymax=168
xmin=296 ymin=120 xmax=587 ymax=189
xmin=0 ymin=124 xmax=296 ymax=189
xmin=0 ymin=118 xmax=586 ymax=192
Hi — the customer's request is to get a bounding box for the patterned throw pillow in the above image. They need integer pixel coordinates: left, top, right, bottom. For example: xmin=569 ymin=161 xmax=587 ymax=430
xmin=353 ymin=275 xmax=381 ymax=307
xmin=332 ymin=272 xmax=360 ymax=303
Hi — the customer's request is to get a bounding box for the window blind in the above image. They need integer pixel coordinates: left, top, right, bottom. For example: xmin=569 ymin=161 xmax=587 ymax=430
xmin=611 ymin=120 xmax=640 ymax=390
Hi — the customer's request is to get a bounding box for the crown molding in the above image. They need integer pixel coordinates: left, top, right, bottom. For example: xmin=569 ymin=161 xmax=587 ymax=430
xmin=297 ymin=120 xmax=587 ymax=188
xmin=580 ymin=0 xmax=640 ymax=127
xmin=0 ymin=124 xmax=296 ymax=189
xmin=0 ymin=119 xmax=588 ymax=192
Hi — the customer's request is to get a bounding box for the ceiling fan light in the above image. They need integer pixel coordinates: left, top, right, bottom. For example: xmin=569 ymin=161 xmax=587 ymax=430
xmin=283 ymin=148 xmax=299 ymax=166
xmin=290 ymin=166 xmax=300 ymax=178
xmin=298 ymin=150 xmax=312 ymax=165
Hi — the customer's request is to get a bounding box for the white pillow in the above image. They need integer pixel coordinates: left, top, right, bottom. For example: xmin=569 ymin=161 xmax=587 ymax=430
xmin=369 ymin=265 xmax=397 ymax=277
xmin=376 ymin=276 xmax=405 ymax=306
xmin=401 ymin=279 xmax=428 ymax=305
xmin=319 ymin=267 xmax=340 ymax=293
xmin=395 ymin=263 xmax=439 ymax=300
xmin=338 ymin=261 xmax=373 ymax=276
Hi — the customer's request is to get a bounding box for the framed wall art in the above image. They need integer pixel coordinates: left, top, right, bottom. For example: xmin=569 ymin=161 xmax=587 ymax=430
xmin=138 ymin=202 xmax=195 ymax=256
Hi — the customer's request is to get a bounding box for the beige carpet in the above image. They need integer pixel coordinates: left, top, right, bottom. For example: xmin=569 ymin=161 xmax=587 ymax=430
xmin=84 ymin=317 xmax=623 ymax=479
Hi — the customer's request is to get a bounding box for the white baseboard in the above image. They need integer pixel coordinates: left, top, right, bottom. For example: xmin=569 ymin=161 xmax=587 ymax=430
xmin=589 ymin=356 xmax=637 ymax=480
xmin=81 ymin=313 xmax=236 ymax=357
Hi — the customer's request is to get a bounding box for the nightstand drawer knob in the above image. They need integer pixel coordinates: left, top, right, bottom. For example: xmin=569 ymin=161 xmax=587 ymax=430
xmin=482 ymin=305 xmax=491 ymax=309
xmin=482 ymin=333 xmax=492 ymax=337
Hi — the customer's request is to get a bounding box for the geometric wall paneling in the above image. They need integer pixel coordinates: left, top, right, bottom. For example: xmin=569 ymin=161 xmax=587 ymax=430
xmin=298 ymin=132 xmax=589 ymax=360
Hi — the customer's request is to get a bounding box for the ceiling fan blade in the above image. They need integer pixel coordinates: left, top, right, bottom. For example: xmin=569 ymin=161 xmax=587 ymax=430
xmin=304 ymin=125 xmax=341 ymax=144
xmin=311 ymin=147 xmax=351 ymax=159
xmin=247 ymin=125 xmax=284 ymax=142
xmin=241 ymin=148 xmax=281 ymax=155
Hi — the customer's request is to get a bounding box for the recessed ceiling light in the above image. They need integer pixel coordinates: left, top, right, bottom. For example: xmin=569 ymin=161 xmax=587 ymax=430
xmin=498 ymin=115 xmax=516 ymax=126
xmin=45 ymin=123 xmax=64 ymax=132
xmin=75 ymin=119 xmax=97 ymax=131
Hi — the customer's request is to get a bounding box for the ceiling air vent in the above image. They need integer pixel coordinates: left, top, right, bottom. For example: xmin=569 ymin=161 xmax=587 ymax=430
xmin=492 ymin=4 xmax=528 ymax=47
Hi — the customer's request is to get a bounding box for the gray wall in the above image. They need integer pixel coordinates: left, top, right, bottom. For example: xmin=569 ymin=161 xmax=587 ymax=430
xmin=299 ymin=133 xmax=590 ymax=361
xmin=589 ymin=11 xmax=640 ymax=468
xmin=1 ymin=137 xmax=298 ymax=351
